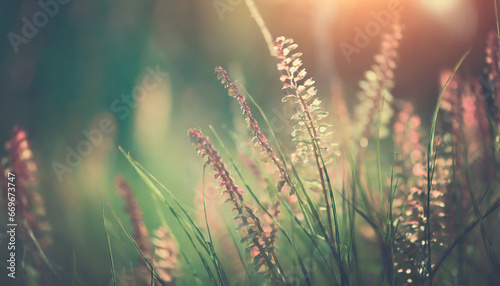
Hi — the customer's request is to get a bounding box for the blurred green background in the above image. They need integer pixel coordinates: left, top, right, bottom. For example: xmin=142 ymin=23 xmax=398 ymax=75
xmin=0 ymin=0 xmax=498 ymax=284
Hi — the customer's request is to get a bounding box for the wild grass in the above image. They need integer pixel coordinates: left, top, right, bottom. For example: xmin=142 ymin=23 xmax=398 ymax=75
xmin=2 ymin=7 xmax=500 ymax=286
xmin=110 ymin=25 xmax=500 ymax=285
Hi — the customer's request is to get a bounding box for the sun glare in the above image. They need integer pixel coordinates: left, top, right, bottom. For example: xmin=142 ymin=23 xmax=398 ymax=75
xmin=420 ymin=0 xmax=477 ymax=40
xmin=421 ymin=0 xmax=457 ymax=14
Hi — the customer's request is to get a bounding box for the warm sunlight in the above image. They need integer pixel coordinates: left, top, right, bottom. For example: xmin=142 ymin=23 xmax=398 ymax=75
xmin=421 ymin=0 xmax=477 ymax=40
xmin=421 ymin=0 xmax=457 ymax=14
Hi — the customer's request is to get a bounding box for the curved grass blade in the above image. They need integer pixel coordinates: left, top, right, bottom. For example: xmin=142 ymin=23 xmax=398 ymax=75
xmin=431 ymin=199 xmax=500 ymax=277
xmin=151 ymin=194 xmax=203 ymax=286
xmin=119 ymin=147 xmax=229 ymax=285
xmin=426 ymin=50 xmax=470 ymax=284
xmin=107 ymin=203 xmax=168 ymax=286
xmin=202 ymin=164 xmax=228 ymax=285
xmin=101 ymin=195 xmax=116 ymax=286
xmin=209 ymin=125 xmax=301 ymax=285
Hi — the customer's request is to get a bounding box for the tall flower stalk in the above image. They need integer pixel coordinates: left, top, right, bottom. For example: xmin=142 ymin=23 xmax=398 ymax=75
xmin=486 ymin=31 xmax=500 ymax=122
xmin=115 ymin=176 xmax=153 ymax=257
xmin=188 ymin=128 xmax=283 ymax=282
xmin=1 ymin=126 xmax=52 ymax=285
xmin=151 ymin=226 xmax=180 ymax=284
xmin=115 ymin=176 xmax=179 ymax=285
xmin=354 ymin=16 xmax=402 ymax=149
xmin=394 ymin=137 xmax=453 ymax=284
xmin=273 ymin=36 xmax=337 ymax=246
xmin=485 ymin=31 xmax=500 ymax=167
xmin=215 ymin=66 xmax=291 ymax=193
xmin=114 ymin=176 xmax=154 ymax=286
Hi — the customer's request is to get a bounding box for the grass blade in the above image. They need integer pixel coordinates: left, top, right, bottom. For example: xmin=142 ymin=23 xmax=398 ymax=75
xmin=426 ymin=49 xmax=470 ymax=284
xmin=101 ymin=195 xmax=116 ymax=286
xmin=107 ymin=203 xmax=167 ymax=286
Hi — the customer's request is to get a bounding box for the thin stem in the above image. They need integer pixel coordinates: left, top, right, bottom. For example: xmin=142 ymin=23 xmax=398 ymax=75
xmin=292 ymin=67 xmax=335 ymax=251
xmin=243 ymin=0 xmax=276 ymax=56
